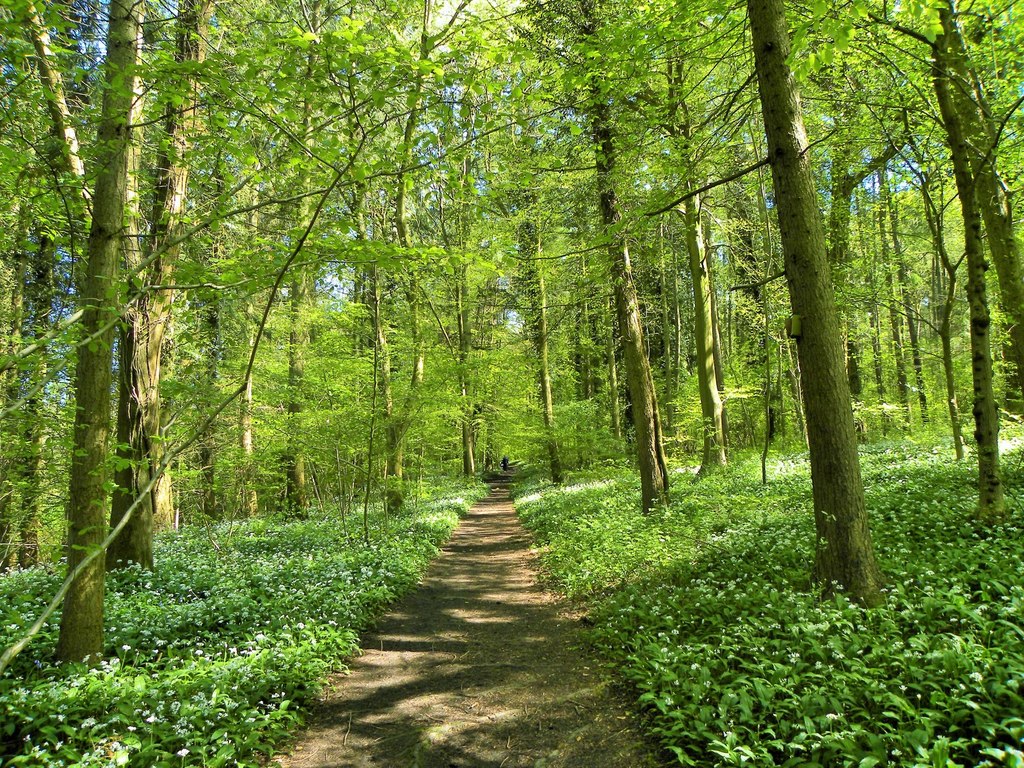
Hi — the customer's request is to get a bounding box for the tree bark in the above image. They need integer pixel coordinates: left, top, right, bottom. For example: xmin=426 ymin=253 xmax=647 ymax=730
xmin=18 ymin=239 xmax=51 ymax=567
xmin=932 ymin=20 xmax=1005 ymax=519
xmin=519 ymin=219 xmax=563 ymax=483
xmin=748 ymin=0 xmax=883 ymax=605
xmin=457 ymin=263 xmax=476 ymax=476
xmin=385 ymin=0 xmax=434 ymax=492
xmin=590 ymin=93 xmax=668 ymax=512
xmin=932 ymin=2 xmax=1024 ymax=408
xmin=283 ymin=32 xmax=318 ymax=515
xmin=605 ymin=298 xmax=622 ymax=440
xmin=58 ymin=0 xmax=144 ymax=663
xmin=877 ymin=170 xmax=911 ymax=426
xmin=23 ymin=1 xmax=88 ymax=195
xmin=920 ymin=174 xmax=964 ymax=460
xmin=0 ymin=235 xmax=25 ymax=572
xmin=680 ymin=197 xmax=726 ymax=471
xmin=110 ymin=0 xmax=212 ymax=563
xmin=285 ymin=265 xmax=312 ymax=514
xmin=879 ymin=168 xmax=924 ymax=411
xmin=199 ymin=289 xmax=221 ymax=520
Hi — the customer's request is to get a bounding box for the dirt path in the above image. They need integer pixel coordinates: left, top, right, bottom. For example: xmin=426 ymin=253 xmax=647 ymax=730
xmin=274 ymin=482 xmax=665 ymax=768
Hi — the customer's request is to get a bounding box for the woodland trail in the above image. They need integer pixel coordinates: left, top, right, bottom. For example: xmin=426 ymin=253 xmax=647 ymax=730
xmin=273 ymin=480 xmax=664 ymax=768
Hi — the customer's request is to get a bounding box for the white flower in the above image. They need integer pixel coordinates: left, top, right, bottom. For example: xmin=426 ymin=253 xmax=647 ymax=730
xmin=176 ymin=748 xmax=190 ymax=757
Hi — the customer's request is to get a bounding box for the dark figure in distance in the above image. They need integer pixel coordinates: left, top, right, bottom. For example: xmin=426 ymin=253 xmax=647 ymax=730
xmin=500 ymin=456 xmax=509 ymax=471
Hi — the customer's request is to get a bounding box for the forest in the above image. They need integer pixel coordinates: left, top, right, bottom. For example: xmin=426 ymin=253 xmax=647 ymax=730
xmin=1 ymin=0 xmax=1023 ymax=762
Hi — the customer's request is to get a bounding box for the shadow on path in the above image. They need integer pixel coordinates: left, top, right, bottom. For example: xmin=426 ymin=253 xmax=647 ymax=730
xmin=273 ymin=483 xmax=663 ymax=768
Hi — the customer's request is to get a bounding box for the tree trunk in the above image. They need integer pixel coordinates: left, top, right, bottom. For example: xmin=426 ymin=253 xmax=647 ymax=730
xmin=0 ymin=238 xmax=25 ymax=572
xmin=284 ymin=35 xmax=317 ymax=515
xmin=885 ymin=171 xmax=928 ymax=420
xmin=23 ymin=1 xmax=88 ymax=193
xmin=920 ymin=174 xmax=964 ymax=460
xmin=932 ymin=2 xmax=1024 ymax=408
xmin=199 ymin=291 xmax=220 ymax=520
xmin=239 ymin=339 xmax=258 ymax=516
xmin=605 ymin=299 xmax=622 ymax=440
xmin=110 ymin=0 xmax=212 ymax=563
xmin=457 ymin=263 xmax=476 ymax=476
xmin=932 ymin=21 xmax=1005 ymax=519
xmin=16 ymin=237 xmax=53 ymax=568
xmin=519 ymin=220 xmax=563 ymax=483
xmin=659 ymin=238 xmax=675 ymax=434
xmin=285 ymin=266 xmax=311 ymax=514
xmin=877 ymin=170 xmax=911 ymax=426
xmin=681 ymin=196 xmax=726 ymax=471
xmin=590 ymin=98 xmax=668 ymax=512
xmin=58 ymin=0 xmax=144 ymax=663
xmin=785 ymin=341 xmax=807 ymax=446
xmin=386 ymin=0 xmax=433 ymax=491
xmin=748 ymin=0 xmax=883 ymax=605
xmin=705 ymin=214 xmax=729 ymax=451
xmin=370 ymin=268 xmax=397 ymax=505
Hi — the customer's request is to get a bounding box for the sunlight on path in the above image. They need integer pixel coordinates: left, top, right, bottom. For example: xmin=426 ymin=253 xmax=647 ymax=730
xmin=273 ymin=483 xmax=662 ymax=768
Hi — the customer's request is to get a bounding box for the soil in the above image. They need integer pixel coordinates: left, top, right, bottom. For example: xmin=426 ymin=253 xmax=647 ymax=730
xmin=272 ymin=479 xmax=667 ymax=768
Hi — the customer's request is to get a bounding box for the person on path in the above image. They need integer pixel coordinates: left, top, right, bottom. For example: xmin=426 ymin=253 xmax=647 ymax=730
xmin=500 ymin=455 xmax=510 ymax=471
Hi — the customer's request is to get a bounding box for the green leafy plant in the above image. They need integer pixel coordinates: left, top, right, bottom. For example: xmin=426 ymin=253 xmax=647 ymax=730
xmin=517 ymin=439 xmax=1024 ymax=766
xmin=0 ymin=479 xmax=487 ymax=767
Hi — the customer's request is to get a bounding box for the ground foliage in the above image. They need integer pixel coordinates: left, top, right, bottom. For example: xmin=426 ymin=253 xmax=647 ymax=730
xmin=515 ymin=439 xmax=1024 ymax=767
xmin=0 ymin=479 xmax=487 ymax=767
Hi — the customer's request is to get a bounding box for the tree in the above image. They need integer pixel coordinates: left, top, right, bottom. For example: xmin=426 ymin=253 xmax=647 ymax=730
xmin=518 ymin=216 xmax=563 ymax=483
xmin=930 ymin=7 xmax=1005 ymax=519
xmin=746 ymin=0 xmax=883 ymax=604
xmin=109 ymin=0 xmax=214 ymax=565
xmin=582 ymin=0 xmax=669 ymax=512
xmin=57 ymin=0 xmax=145 ymax=663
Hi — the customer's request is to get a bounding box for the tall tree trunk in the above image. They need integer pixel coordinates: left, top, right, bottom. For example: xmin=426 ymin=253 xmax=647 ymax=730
xmin=17 ymin=236 xmax=53 ymax=568
xmin=386 ymin=0 xmax=434 ymax=491
xmin=23 ymin=1 xmax=88 ymax=196
xmin=0 ymin=237 xmax=25 ymax=572
xmin=57 ymin=0 xmax=144 ymax=662
xmin=519 ymin=219 xmax=563 ymax=483
xmin=284 ymin=31 xmax=317 ymax=515
xmin=882 ymin=168 xmax=929 ymax=419
xmin=199 ymin=291 xmax=220 ymax=520
xmin=920 ymin=174 xmax=964 ymax=459
xmin=681 ymin=196 xmax=726 ymax=471
xmin=457 ymin=263 xmax=476 ymax=476
xmin=370 ymin=267 xmax=396 ymax=504
xmin=239 ymin=332 xmax=258 ymax=517
xmin=830 ymin=161 xmax=861 ymax=399
xmin=285 ymin=265 xmax=312 ymax=514
xmin=704 ymin=214 xmax=729 ymax=443
xmin=577 ymin=257 xmax=594 ymax=400
xmin=931 ymin=2 xmax=1024 ymax=408
xmin=878 ymin=170 xmax=911 ymax=426
xmin=588 ymin=83 xmax=668 ymax=511
xmin=785 ymin=341 xmax=807 ymax=446
xmin=605 ymin=298 xmax=622 ymax=440
xmin=659 ymin=237 xmax=675 ymax=434
xmin=748 ymin=0 xmax=883 ymax=605
xmin=863 ymin=202 xmax=890 ymax=435
xmin=110 ymin=0 xmax=212 ymax=563
xmin=932 ymin=21 xmax=1005 ymax=519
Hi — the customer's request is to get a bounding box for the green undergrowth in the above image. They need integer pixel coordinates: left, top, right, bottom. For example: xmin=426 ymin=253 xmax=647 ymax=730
xmin=515 ymin=440 xmax=1024 ymax=767
xmin=0 ymin=478 xmax=487 ymax=767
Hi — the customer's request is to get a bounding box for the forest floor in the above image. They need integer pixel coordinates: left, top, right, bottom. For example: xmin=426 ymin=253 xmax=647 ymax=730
xmin=271 ymin=478 xmax=665 ymax=768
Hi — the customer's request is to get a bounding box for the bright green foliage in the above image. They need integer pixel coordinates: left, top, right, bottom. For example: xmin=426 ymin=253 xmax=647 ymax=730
xmin=516 ymin=441 xmax=1024 ymax=766
xmin=0 ymin=479 xmax=486 ymax=767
